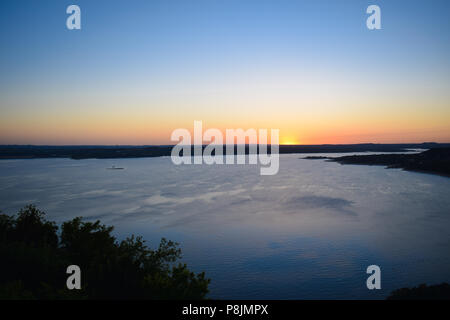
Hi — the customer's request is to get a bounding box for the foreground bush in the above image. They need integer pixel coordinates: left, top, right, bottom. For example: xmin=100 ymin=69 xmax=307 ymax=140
xmin=0 ymin=205 xmax=209 ymax=299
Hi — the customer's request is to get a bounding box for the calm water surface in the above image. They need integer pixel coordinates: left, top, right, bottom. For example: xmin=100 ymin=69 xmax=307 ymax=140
xmin=1 ymin=153 xmax=449 ymax=299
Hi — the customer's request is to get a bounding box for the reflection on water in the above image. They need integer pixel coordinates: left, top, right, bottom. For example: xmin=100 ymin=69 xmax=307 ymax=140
xmin=1 ymin=153 xmax=450 ymax=299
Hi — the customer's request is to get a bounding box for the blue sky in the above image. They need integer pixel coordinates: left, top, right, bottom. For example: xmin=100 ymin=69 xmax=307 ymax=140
xmin=2 ymin=0 xmax=449 ymax=82
xmin=1 ymin=0 xmax=449 ymax=144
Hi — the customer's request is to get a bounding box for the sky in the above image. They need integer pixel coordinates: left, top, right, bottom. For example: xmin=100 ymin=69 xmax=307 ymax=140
xmin=0 ymin=0 xmax=449 ymax=145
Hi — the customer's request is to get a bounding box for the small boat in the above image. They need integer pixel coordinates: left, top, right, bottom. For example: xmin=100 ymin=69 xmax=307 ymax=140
xmin=107 ymin=165 xmax=124 ymax=170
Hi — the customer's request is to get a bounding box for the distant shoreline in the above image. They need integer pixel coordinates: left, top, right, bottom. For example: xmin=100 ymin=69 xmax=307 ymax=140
xmin=303 ymin=148 xmax=450 ymax=178
xmin=1 ymin=143 xmax=449 ymax=160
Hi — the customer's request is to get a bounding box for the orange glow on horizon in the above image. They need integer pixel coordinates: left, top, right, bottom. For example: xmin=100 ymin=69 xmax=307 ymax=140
xmin=280 ymin=137 xmax=301 ymax=145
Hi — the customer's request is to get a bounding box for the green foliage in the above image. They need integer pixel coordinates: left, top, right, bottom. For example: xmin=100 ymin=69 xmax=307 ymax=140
xmin=0 ymin=205 xmax=210 ymax=300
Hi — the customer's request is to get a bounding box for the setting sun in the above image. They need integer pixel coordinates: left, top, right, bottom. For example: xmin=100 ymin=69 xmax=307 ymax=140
xmin=280 ymin=137 xmax=301 ymax=145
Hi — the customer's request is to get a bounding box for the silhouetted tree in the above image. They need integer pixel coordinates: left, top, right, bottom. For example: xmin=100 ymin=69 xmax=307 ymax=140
xmin=0 ymin=205 xmax=209 ymax=300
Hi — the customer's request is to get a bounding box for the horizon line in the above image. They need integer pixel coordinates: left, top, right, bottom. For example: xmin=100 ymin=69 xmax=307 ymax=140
xmin=0 ymin=142 xmax=448 ymax=147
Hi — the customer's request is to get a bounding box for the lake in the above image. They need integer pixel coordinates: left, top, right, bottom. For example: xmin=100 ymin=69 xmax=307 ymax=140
xmin=1 ymin=153 xmax=449 ymax=299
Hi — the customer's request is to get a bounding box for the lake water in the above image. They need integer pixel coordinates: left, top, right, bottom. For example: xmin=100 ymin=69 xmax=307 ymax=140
xmin=1 ymin=153 xmax=450 ymax=299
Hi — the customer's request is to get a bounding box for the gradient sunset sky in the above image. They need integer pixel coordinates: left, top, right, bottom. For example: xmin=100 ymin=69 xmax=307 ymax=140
xmin=1 ymin=0 xmax=449 ymax=145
